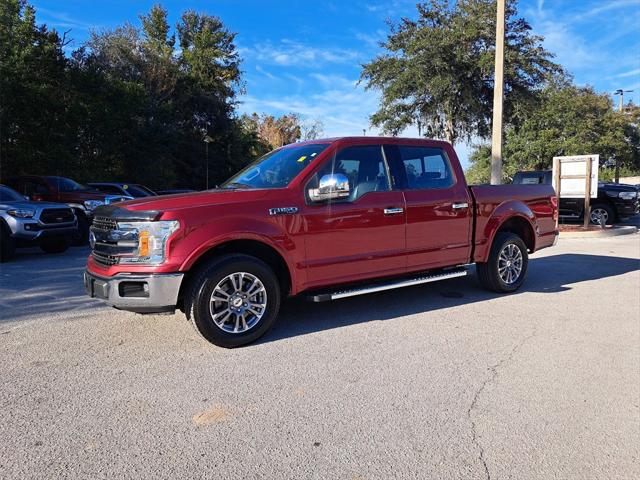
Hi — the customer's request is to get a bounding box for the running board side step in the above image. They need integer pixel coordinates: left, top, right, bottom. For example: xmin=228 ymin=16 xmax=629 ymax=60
xmin=307 ymin=267 xmax=468 ymax=302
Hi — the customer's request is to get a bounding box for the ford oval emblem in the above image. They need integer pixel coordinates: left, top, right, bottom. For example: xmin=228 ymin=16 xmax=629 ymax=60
xmin=89 ymin=231 xmax=96 ymax=249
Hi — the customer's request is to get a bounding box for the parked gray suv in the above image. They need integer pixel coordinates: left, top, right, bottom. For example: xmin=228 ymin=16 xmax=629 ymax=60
xmin=0 ymin=185 xmax=77 ymax=262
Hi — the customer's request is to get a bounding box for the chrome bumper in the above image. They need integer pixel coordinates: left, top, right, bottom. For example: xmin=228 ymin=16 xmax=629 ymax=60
xmin=84 ymin=270 xmax=184 ymax=314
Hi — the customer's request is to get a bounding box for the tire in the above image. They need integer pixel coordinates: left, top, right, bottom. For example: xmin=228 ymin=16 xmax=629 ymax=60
xmin=589 ymin=203 xmax=615 ymax=226
xmin=40 ymin=236 xmax=71 ymax=254
xmin=187 ymin=254 xmax=281 ymax=348
xmin=476 ymin=232 xmax=529 ymax=293
xmin=0 ymin=222 xmax=16 ymax=262
xmin=72 ymin=213 xmax=89 ymax=246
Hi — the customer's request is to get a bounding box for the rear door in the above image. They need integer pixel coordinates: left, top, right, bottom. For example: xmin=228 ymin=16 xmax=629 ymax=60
xmin=386 ymin=144 xmax=472 ymax=271
xmin=302 ymin=144 xmax=406 ymax=287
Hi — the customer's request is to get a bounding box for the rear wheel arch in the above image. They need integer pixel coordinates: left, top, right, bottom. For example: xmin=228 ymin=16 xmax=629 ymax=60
xmin=494 ymin=215 xmax=536 ymax=252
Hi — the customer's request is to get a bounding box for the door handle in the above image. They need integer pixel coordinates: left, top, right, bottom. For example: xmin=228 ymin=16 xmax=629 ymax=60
xmin=451 ymin=202 xmax=469 ymax=210
xmin=384 ymin=207 xmax=404 ymax=215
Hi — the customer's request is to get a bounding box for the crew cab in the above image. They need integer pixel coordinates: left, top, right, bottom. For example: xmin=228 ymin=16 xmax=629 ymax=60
xmin=4 ymin=176 xmax=132 ymax=243
xmin=513 ymin=170 xmax=639 ymax=225
xmin=84 ymin=137 xmax=558 ymax=347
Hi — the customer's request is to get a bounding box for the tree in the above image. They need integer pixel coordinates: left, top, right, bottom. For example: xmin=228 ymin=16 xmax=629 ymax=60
xmin=242 ymin=113 xmax=302 ymax=149
xmin=1 ymin=2 xmax=257 ymax=189
xmin=0 ymin=0 xmax=75 ymax=177
xmin=360 ymin=0 xmax=562 ymax=144
xmin=466 ymin=84 xmax=640 ymax=183
xmin=301 ymin=119 xmax=325 ymax=141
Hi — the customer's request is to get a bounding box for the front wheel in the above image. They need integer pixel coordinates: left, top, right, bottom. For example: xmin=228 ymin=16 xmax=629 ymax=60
xmin=0 ymin=223 xmax=16 ymax=262
xmin=476 ymin=232 xmax=529 ymax=293
xmin=188 ymin=254 xmax=281 ymax=348
xmin=40 ymin=237 xmax=71 ymax=254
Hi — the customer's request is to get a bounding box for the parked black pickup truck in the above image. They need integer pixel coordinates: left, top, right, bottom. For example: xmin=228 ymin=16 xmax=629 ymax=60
xmin=513 ymin=170 xmax=639 ymax=225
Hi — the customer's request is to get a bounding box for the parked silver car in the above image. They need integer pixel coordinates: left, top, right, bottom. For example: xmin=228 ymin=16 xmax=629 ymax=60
xmin=0 ymin=185 xmax=77 ymax=262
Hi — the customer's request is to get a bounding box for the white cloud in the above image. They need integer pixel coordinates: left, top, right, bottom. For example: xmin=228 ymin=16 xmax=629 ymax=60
xmin=613 ymin=68 xmax=640 ymax=79
xmin=244 ymin=40 xmax=360 ymax=66
xmin=239 ymin=75 xmax=380 ymax=136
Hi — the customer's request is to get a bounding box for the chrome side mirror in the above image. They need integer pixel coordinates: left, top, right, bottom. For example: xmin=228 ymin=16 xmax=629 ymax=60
xmin=309 ymin=173 xmax=350 ymax=202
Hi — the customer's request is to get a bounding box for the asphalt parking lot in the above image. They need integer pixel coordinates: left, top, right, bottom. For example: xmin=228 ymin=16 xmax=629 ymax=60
xmin=1 ymin=233 xmax=639 ymax=479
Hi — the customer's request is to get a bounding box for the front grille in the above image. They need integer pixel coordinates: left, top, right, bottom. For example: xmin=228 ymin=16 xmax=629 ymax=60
xmin=40 ymin=208 xmax=75 ymax=224
xmin=91 ymin=250 xmax=118 ymax=267
xmin=92 ymin=216 xmax=118 ymax=232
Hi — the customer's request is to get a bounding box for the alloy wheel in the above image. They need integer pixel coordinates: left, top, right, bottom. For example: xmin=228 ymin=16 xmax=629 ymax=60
xmin=209 ymin=272 xmax=267 ymax=333
xmin=498 ymin=244 xmax=523 ymax=285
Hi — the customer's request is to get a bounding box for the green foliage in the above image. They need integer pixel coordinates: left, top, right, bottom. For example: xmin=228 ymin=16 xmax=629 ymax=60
xmin=360 ymin=0 xmax=563 ymax=144
xmin=0 ymin=1 xmax=257 ymax=189
xmin=467 ymin=84 xmax=640 ymax=182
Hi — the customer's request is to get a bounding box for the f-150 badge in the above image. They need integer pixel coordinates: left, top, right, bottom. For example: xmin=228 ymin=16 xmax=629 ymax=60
xmin=269 ymin=207 xmax=298 ymax=216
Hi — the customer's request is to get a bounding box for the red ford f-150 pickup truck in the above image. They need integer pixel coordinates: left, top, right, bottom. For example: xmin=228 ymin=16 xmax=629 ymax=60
xmin=84 ymin=137 xmax=558 ymax=347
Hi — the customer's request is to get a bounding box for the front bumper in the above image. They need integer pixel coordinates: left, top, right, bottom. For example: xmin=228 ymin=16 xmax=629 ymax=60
xmin=84 ymin=270 xmax=184 ymax=314
xmin=613 ymin=199 xmax=639 ymax=217
xmin=6 ymin=216 xmax=77 ymax=242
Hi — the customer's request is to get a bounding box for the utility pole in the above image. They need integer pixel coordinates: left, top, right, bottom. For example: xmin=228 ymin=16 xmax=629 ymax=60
xmin=490 ymin=0 xmax=505 ymax=185
xmin=613 ymin=88 xmax=633 ymax=113
xmin=612 ymin=89 xmax=633 ymax=183
xmin=203 ymin=134 xmax=213 ymax=190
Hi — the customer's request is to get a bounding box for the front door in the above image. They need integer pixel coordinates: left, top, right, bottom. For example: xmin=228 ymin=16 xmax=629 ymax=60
xmin=302 ymin=145 xmax=406 ymax=288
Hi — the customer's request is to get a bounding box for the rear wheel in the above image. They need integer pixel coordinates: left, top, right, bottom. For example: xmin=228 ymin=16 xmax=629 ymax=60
xmin=188 ymin=254 xmax=281 ymax=348
xmin=0 ymin=222 xmax=16 ymax=262
xmin=476 ymin=232 xmax=528 ymax=293
xmin=40 ymin=236 xmax=71 ymax=254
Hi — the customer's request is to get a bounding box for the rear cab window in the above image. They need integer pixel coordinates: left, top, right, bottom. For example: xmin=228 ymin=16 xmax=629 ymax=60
xmin=389 ymin=145 xmax=455 ymax=190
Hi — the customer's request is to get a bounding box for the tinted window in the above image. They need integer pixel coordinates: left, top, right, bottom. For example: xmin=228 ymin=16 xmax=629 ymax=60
xmin=513 ymin=172 xmax=545 ymax=185
xmin=92 ymin=184 xmax=124 ymax=195
xmin=127 ymin=184 xmax=155 ymax=196
xmin=398 ymin=146 xmax=454 ymax=189
xmin=315 ymin=145 xmax=390 ymax=201
xmin=0 ymin=186 xmax=24 ymax=202
xmin=21 ymin=180 xmax=49 ymax=196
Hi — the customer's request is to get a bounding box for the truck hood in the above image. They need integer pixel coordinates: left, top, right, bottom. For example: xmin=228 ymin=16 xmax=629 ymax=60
xmin=116 ymin=188 xmax=272 ymax=212
xmin=600 ymin=182 xmax=638 ymax=192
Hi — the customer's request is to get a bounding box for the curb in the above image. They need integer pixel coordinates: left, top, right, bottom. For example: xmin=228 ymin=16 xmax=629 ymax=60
xmin=559 ymin=226 xmax=638 ymax=238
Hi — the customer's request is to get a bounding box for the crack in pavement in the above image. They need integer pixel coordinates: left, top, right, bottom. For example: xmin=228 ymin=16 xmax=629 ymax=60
xmin=467 ymin=329 xmax=538 ymax=480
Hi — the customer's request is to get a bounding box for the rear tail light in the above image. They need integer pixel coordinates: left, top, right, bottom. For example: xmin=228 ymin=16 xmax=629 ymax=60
xmin=550 ymin=196 xmax=559 ymax=222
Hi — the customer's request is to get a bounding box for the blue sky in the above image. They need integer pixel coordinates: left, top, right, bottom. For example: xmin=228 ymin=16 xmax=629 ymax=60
xmin=33 ymin=0 xmax=640 ymax=167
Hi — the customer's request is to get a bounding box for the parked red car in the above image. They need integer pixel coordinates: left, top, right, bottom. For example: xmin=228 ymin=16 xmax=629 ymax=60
xmin=4 ymin=176 xmax=131 ymax=243
xmin=84 ymin=137 xmax=558 ymax=347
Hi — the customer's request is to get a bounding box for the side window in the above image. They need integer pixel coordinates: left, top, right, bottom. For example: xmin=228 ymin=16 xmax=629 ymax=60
xmin=97 ymin=185 xmax=123 ymax=194
xmin=315 ymin=145 xmax=390 ymax=202
xmin=22 ymin=180 xmax=49 ymax=196
xmin=398 ymin=146 xmax=454 ymax=190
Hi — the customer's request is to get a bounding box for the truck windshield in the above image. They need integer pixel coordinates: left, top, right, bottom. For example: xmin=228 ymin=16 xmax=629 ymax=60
xmin=221 ymin=144 xmax=329 ymax=189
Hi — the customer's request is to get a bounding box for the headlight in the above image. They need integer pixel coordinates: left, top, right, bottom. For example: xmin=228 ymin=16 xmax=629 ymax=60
xmin=84 ymin=200 xmax=104 ymax=211
xmin=116 ymin=220 xmax=179 ymax=265
xmin=7 ymin=208 xmax=35 ymax=218
xmin=618 ymin=191 xmax=636 ymax=200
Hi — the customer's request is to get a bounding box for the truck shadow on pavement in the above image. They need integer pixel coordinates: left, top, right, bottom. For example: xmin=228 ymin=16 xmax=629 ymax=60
xmin=0 ymin=251 xmax=637 ymax=330
xmin=264 ymin=253 xmax=640 ymax=344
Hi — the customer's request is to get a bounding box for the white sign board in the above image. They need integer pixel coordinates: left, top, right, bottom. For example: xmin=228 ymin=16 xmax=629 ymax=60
xmin=552 ymin=155 xmax=599 ymax=198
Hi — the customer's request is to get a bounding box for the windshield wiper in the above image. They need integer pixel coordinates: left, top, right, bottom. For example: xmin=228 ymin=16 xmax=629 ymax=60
xmin=221 ymin=182 xmax=254 ymax=190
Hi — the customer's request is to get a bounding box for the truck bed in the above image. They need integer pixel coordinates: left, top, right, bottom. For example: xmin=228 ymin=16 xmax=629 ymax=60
xmin=469 ymin=183 xmax=558 ymax=262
